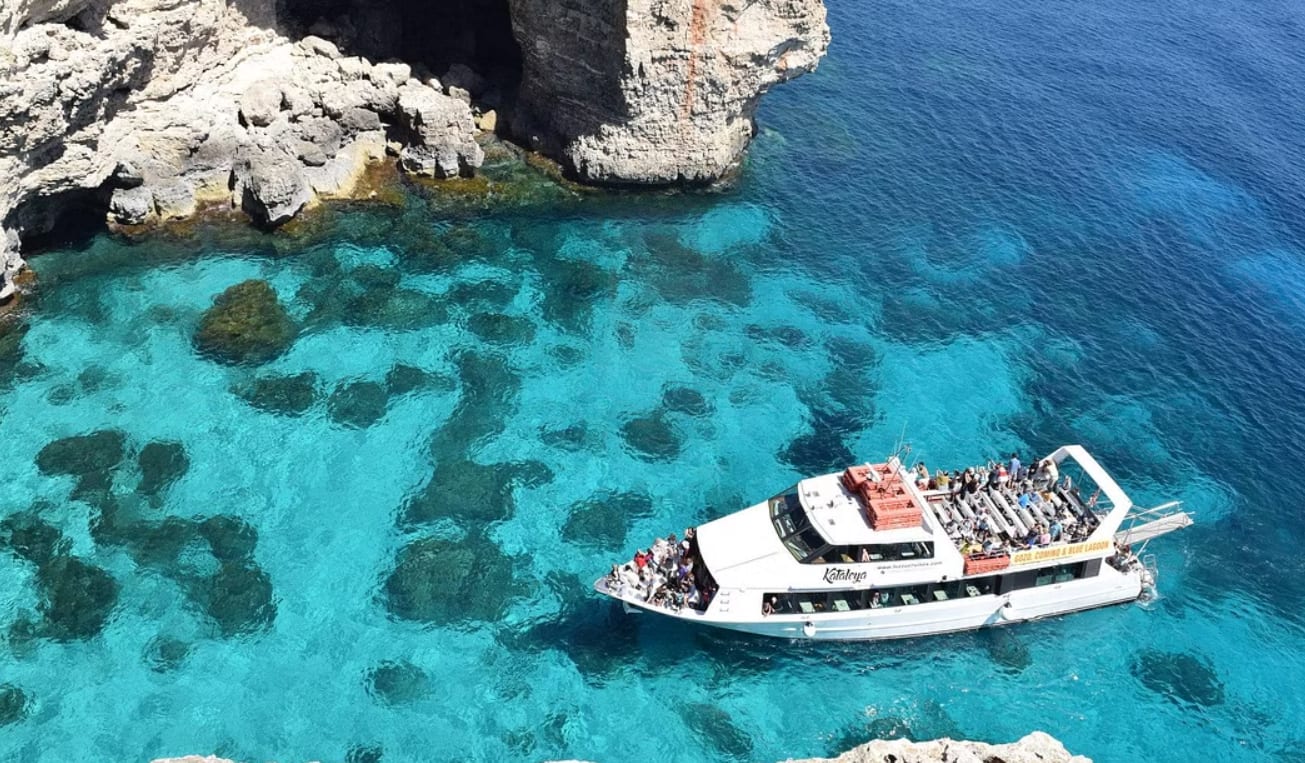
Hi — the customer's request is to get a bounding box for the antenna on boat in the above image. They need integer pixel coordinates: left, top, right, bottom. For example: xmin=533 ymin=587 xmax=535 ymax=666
xmin=890 ymin=421 xmax=911 ymax=465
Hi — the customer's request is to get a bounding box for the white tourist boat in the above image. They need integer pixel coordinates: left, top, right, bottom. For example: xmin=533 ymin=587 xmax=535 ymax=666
xmin=594 ymin=445 xmax=1192 ymax=640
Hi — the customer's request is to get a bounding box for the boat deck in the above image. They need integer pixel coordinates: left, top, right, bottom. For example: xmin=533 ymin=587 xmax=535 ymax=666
xmin=924 ymin=476 xmax=1102 ymax=559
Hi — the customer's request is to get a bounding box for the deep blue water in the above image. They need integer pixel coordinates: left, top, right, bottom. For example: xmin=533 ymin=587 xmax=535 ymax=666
xmin=3 ymin=0 xmax=1305 ymax=761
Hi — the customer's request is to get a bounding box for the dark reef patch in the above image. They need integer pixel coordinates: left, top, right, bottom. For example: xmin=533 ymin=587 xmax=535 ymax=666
xmin=540 ymin=423 xmax=587 ymax=451
xmin=467 ymin=312 xmax=535 ymax=345
xmin=1132 ymin=649 xmax=1226 ymax=707
xmin=980 ymin=628 xmax=1031 ymax=674
xmin=677 ymin=702 xmax=753 ymax=760
xmin=661 ymin=385 xmax=712 ymax=417
xmin=620 ymin=413 xmax=682 ymax=461
xmin=198 ymin=515 xmax=259 ymax=563
xmin=367 ymin=659 xmax=430 ymax=705
xmin=385 ymin=364 xmax=453 ymax=397
xmin=145 ymin=636 xmax=192 ymax=672
xmin=327 ymin=380 xmax=390 ymax=428
xmin=383 ymin=534 xmax=519 ymax=624
xmin=234 ymin=372 xmax=319 ymax=416
xmin=0 ymin=684 xmax=28 ymax=726
xmin=563 ymin=490 xmax=654 ymax=550
xmin=779 ymin=407 xmax=857 ymax=475
xmin=346 ymin=744 xmax=384 ymax=763
xmin=0 ymin=314 xmax=29 ymax=388
xmin=1 ymin=513 xmax=120 ymax=640
xmin=539 ymin=258 xmax=616 ymax=332
xmin=190 ymin=561 xmax=276 ymax=637
xmin=642 ymin=231 xmax=751 ymax=307
xmin=36 ymin=429 xmax=127 ymax=478
xmin=430 ymin=351 xmax=520 ymax=451
xmin=35 ymin=554 xmax=121 ymax=641
xmin=137 ymin=440 xmax=189 ymax=498
xmin=501 ymin=571 xmax=643 ymax=684
xmin=403 ymin=459 xmax=551 ymax=526
xmin=194 ymin=280 xmax=297 ymax=365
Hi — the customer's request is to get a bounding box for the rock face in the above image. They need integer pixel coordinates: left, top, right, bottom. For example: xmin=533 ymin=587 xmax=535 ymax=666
xmin=509 ymin=0 xmax=830 ymax=184
xmin=0 ymin=0 xmax=483 ymax=243
xmin=148 ymin=733 xmax=1087 ymax=763
xmin=0 ymin=0 xmax=829 ymax=274
xmin=788 ymin=732 xmax=1091 ymax=763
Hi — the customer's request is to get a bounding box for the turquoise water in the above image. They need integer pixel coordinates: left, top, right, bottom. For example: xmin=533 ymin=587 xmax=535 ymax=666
xmin=5 ymin=0 xmax=1305 ymax=760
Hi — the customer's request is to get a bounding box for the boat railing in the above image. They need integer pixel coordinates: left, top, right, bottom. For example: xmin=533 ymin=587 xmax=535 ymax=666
xmin=1114 ymin=500 xmax=1192 ymax=550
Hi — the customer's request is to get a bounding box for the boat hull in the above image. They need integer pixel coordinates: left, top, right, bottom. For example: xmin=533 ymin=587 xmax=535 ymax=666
xmin=599 ymin=563 xmax=1143 ymax=641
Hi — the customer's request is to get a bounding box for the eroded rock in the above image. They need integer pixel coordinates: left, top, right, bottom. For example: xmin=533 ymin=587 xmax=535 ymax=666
xmin=194 ymin=280 xmax=297 ymax=365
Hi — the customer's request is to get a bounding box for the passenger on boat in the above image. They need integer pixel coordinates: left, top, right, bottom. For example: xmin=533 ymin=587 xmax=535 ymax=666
xmin=934 ymin=469 xmax=950 ymax=491
xmin=1050 ymin=518 xmax=1063 ymax=541
xmin=762 ymin=596 xmax=777 ymax=616
xmin=1009 ymin=452 xmax=1022 ymax=480
xmin=915 ymin=462 xmax=930 ymax=489
xmin=1037 ymin=458 xmax=1059 ymax=488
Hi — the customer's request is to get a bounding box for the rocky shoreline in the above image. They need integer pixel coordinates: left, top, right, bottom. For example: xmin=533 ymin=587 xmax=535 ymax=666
xmin=149 ymin=733 xmax=1090 ymax=763
xmin=0 ymin=0 xmax=829 ymax=299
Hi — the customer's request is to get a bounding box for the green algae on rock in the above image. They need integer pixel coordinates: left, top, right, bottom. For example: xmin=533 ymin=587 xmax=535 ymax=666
xmin=194 ymin=280 xmax=297 ymax=365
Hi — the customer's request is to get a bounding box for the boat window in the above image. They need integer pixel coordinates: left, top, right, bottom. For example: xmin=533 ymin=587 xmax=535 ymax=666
xmin=764 ymin=574 xmax=1007 ymax=615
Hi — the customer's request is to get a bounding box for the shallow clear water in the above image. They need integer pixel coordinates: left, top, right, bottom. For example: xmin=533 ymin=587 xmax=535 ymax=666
xmin=4 ymin=0 xmax=1305 ymax=761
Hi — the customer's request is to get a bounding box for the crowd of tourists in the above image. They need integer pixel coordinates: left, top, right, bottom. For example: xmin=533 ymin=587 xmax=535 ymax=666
xmin=914 ymin=453 xmax=1101 ymax=557
xmin=604 ymin=528 xmax=718 ymax=613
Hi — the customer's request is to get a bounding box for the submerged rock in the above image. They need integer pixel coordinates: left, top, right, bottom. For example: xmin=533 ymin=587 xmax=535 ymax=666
xmin=662 ymin=385 xmax=713 ymax=417
xmin=385 ymin=364 xmax=453 ymax=397
xmin=403 ymin=459 xmax=545 ymax=525
xmin=198 ymin=515 xmax=258 ymax=563
xmin=346 ymin=745 xmax=384 ymax=763
xmin=194 ymin=281 xmax=297 ymax=365
xmin=327 ymin=380 xmax=390 ymax=428
xmin=36 ymin=430 xmax=128 ymax=478
xmin=0 ymin=684 xmax=27 ymax=726
xmin=466 ymin=312 xmax=536 ymax=345
xmin=383 ymin=534 xmax=518 ymax=624
xmin=137 ymin=441 xmax=189 ymax=497
xmin=35 ymin=554 xmax=121 ymax=641
xmin=1132 ymin=649 xmax=1226 ymax=707
xmin=145 ymin=636 xmax=192 ymax=673
xmin=233 ymin=372 xmax=319 ymax=416
xmin=563 ymin=491 xmax=654 ymax=550
xmin=366 ymin=659 xmax=430 ymax=705
xmin=620 ymin=414 xmax=682 ymax=461
xmin=678 ymin=702 xmax=753 ymax=760
xmin=192 ymin=561 xmax=276 ymax=637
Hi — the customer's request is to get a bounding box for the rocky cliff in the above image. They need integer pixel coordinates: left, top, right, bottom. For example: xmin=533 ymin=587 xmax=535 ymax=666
xmin=0 ymin=0 xmax=828 ymax=296
xmin=786 ymin=732 xmax=1091 ymax=763
xmin=149 ymin=733 xmax=1089 ymax=763
xmin=509 ymin=0 xmax=829 ymax=184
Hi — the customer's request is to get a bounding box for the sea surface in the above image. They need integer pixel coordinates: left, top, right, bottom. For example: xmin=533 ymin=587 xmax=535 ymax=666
xmin=4 ymin=0 xmax=1305 ymax=761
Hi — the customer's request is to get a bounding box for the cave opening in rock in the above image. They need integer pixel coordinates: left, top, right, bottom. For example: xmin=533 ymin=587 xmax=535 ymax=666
xmin=278 ymin=0 xmax=521 ymax=98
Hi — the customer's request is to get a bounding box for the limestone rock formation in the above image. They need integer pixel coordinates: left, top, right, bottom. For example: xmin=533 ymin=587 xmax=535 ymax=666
xmin=509 ymin=0 xmax=830 ymax=184
xmin=0 ymin=0 xmax=829 ymax=272
xmin=787 ymin=732 xmax=1091 ymax=763
xmin=0 ymin=0 xmax=484 ymax=244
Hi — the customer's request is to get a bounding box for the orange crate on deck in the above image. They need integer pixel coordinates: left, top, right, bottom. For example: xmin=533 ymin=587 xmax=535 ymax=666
xmin=963 ymin=555 xmax=1012 ymax=575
